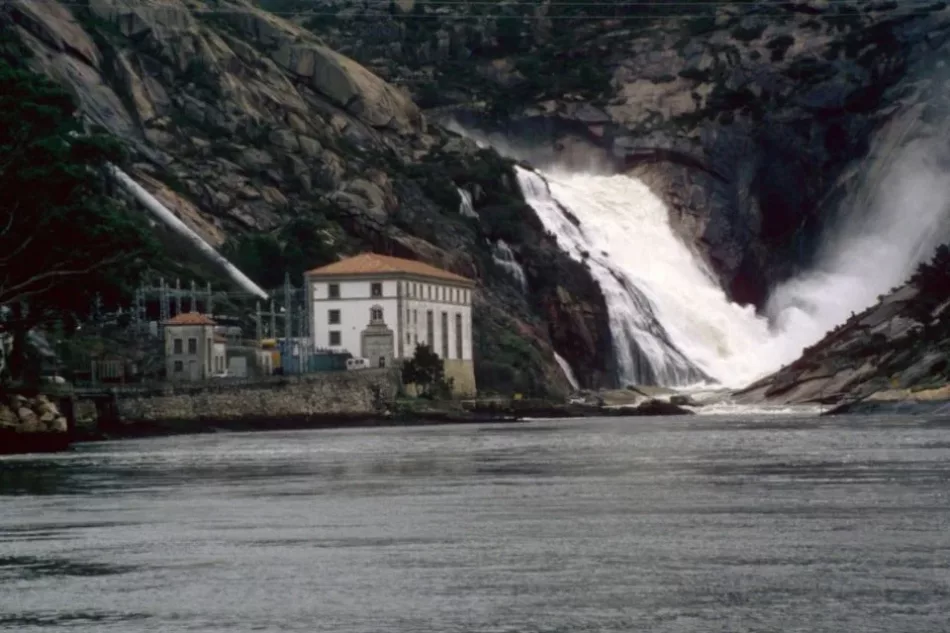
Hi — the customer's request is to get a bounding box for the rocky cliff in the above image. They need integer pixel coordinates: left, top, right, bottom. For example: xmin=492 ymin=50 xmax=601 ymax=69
xmin=735 ymin=246 xmax=950 ymax=407
xmin=1 ymin=0 xmax=616 ymax=395
xmin=9 ymin=0 xmax=950 ymax=396
xmin=300 ymin=0 xmax=950 ymax=307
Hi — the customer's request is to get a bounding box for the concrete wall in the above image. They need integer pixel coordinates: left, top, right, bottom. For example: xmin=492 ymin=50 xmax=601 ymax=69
xmin=444 ymin=359 xmax=477 ymax=397
xmin=116 ymin=369 xmax=399 ymax=423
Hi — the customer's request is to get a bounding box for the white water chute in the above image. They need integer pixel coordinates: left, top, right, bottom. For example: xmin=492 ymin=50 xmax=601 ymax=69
xmin=109 ymin=165 xmax=269 ymax=301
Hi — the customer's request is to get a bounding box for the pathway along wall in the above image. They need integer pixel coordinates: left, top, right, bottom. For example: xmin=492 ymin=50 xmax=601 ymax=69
xmin=116 ymin=370 xmax=399 ymax=424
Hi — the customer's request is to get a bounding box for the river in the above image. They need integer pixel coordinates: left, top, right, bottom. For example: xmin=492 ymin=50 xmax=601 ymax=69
xmin=3 ymin=415 xmax=950 ymax=632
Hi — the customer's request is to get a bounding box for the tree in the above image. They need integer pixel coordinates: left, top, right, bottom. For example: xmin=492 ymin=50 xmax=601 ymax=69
xmin=0 ymin=55 xmax=158 ymax=379
xmin=401 ymin=344 xmax=451 ymax=397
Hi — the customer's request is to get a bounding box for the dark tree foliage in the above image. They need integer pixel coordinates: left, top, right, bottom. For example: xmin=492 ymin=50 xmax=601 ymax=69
xmin=221 ymin=215 xmax=341 ymax=289
xmin=401 ymin=343 xmax=451 ymax=397
xmin=909 ymin=243 xmax=950 ymax=324
xmin=0 ymin=54 xmax=158 ymax=377
xmin=911 ymin=243 xmax=950 ymax=297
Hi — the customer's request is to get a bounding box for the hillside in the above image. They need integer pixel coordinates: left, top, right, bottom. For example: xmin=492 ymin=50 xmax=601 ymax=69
xmin=735 ymin=246 xmax=950 ymax=408
xmin=298 ymin=0 xmax=950 ymax=306
xmin=1 ymin=0 xmax=616 ymax=395
xmin=7 ymin=0 xmax=950 ymax=396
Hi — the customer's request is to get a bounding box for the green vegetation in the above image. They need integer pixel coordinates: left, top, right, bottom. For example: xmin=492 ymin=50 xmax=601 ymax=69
xmin=0 ymin=50 xmax=159 ymax=381
xmin=221 ymin=213 xmax=346 ymax=289
xmin=473 ymin=307 xmax=550 ymax=397
xmin=910 ymin=243 xmax=950 ymax=318
xmin=732 ymin=24 xmax=767 ymax=42
xmin=401 ymin=343 xmax=453 ymax=398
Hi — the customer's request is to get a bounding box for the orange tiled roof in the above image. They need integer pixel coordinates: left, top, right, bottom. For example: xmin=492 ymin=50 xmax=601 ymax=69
xmin=305 ymin=253 xmax=474 ymax=284
xmin=164 ymin=312 xmax=216 ymax=326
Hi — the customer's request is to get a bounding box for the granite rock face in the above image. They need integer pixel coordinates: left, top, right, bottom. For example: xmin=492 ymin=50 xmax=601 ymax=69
xmin=304 ymin=0 xmax=950 ymax=308
xmin=2 ymin=0 xmax=615 ymax=395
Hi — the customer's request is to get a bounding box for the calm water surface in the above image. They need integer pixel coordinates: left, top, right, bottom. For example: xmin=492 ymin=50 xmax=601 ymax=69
xmin=2 ymin=415 xmax=950 ymax=632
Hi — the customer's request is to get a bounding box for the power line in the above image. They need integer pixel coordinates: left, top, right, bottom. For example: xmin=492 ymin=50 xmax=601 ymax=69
xmin=22 ymin=0 xmax=950 ymax=19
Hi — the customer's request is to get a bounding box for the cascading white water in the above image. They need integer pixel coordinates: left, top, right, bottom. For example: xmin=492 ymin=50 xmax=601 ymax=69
xmin=518 ymin=166 xmax=771 ymax=387
xmin=457 ymin=187 xmax=479 ymax=218
xmin=766 ymin=139 xmax=950 ymax=361
xmin=555 ymin=352 xmax=580 ymax=391
xmin=516 ymin=134 xmax=950 ymax=389
xmin=492 ymin=239 xmax=528 ymax=291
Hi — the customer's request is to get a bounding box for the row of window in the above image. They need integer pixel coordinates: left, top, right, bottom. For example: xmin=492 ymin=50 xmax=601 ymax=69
xmin=327 ymin=307 xmax=384 ymax=325
xmin=323 ymin=309 xmax=465 ymax=359
xmin=322 ymin=282 xmax=469 ymax=303
xmin=403 ymin=309 xmax=464 ymax=360
xmin=327 ymin=282 xmax=383 ymax=299
xmin=173 ymin=338 xmax=198 ymax=354
xmin=404 ymin=282 xmax=468 ymax=304
xmin=173 ymin=337 xmax=211 ymax=356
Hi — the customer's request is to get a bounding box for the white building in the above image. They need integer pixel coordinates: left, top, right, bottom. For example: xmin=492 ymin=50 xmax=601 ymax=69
xmin=163 ymin=312 xmax=219 ymax=381
xmin=305 ymin=252 xmax=477 ymax=396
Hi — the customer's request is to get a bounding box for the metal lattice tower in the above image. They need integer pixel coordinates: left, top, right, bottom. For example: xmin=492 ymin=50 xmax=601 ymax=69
xmin=159 ymin=278 xmax=170 ymax=323
xmin=284 ymin=272 xmax=292 ymax=340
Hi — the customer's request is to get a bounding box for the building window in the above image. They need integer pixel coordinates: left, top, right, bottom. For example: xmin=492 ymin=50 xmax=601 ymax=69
xmin=426 ymin=310 xmax=434 ymax=347
xmin=329 ymin=331 xmax=341 ymax=346
xmin=413 ymin=309 xmax=417 ymax=325
xmin=188 ymin=338 xmax=197 ymax=354
xmin=370 ymin=306 xmax=384 ymax=324
xmin=173 ymin=360 xmax=183 ymax=373
xmin=407 ymin=332 xmax=412 ymax=344
xmin=371 ymin=282 xmax=382 ymax=298
xmin=328 ymin=283 xmax=340 ymax=299
xmin=379 ymin=357 xmax=386 ymax=368
xmin=456 ymin=313 xmax=463 ymax=359
xmin=441 ymin=312 xmax=449 ymax=358
xmin=328 ymin=309 xmax=340 ymax=324
xmin=173 ymin=338 xmax=183 ymax=354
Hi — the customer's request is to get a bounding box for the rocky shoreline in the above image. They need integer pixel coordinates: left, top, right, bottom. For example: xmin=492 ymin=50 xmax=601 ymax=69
xmin=0 ymin=394 xmax=71 ymax=455
xmin=83 ymin=397 xmax=693 ymax=440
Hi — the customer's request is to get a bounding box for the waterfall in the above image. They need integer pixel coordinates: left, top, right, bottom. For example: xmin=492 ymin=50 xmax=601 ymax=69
xmin=555 ymin=352 xmax=580 ymax=391
xmin=492 ymin=239 xmax=528 ymax=291
xmin=517 ymin=167 xmax=718 ymax=386
xmin=109 ymin=165 xmax=269 ymax=301
xmin=458 ymin=187 xmax=478 ymax=218
xmin=516 ymin=134 xmax=950 ymax=389
xmin=765 ymin=138 xmax=950 ymax=358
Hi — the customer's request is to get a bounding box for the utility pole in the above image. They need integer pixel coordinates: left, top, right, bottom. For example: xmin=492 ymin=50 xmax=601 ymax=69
xmin=190 ymin=280 xmax=197 ymax=313
xmin=284 ymin=272 xmax=292 ymax=341
xmin=175 ymin=279 xmax=182 ymax=315
xmin=159 ymin=278 xmax=169 ymax=323
xmin=206 ymin=282 xmax=213 ymax=317
xmin=255 ymin=301 xmax=262 ymax=343
xmin=269 ymin=300 xmax=276 ymax=339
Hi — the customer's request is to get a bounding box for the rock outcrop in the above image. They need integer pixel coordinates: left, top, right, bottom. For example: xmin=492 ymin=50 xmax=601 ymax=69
xmin=1 ymin=0 xmax=615 ymax=394
xmin=0 ymin=393 xmax=70 ymax=454
xmin=304 ymin=0 xmax=950 ymax=308
xmin=734 ymin=262 xmax=950 ymax=408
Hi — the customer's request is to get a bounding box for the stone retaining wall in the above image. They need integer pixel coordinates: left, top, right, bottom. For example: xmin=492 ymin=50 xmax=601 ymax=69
xmin=116 ymin=369 xmax=400 ymax=422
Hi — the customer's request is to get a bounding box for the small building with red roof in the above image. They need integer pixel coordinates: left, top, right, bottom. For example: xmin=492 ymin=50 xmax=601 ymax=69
xmin=163 ymin=312 xmax=219 ymax=381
